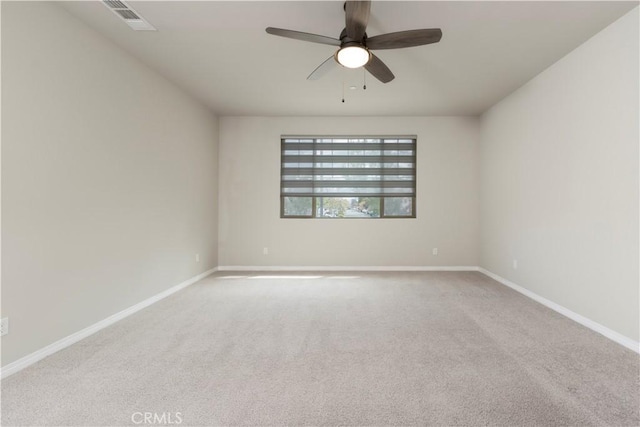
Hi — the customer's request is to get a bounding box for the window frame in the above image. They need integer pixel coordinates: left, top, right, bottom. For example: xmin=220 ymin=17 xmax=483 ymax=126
xmin=280 ymin=135 xmax=417 ymax=219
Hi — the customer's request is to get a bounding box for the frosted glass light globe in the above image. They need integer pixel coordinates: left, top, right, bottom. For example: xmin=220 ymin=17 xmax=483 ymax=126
xmin=336 ymin=46 xmax=370 ymax=68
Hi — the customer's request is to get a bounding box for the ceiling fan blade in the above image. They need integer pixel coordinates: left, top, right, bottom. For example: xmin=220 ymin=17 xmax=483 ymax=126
xmin=345 ymin=1 xmax=371 ymax=40
xmin=265 ymin=27 xmax=341 ymax=46
xmin=307 ymin=56 xmax=338 ymax=80
xmin=365 ymin=53 xmax=394 ymax=83
xmin=366 ymin=29 xmax=443 ymax=50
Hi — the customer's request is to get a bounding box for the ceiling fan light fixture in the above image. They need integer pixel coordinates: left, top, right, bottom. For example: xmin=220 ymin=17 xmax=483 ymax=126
xmin=336 ymin=46 xmax=370 ymax=68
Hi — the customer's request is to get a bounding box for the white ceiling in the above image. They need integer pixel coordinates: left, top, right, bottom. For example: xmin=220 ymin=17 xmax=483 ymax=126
xmin=61 ymin=1 xmax=637 ymax=116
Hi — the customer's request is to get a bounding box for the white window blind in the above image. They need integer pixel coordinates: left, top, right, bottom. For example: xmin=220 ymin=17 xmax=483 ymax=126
xmin=281 ymin=136 xmax=417 ymax=218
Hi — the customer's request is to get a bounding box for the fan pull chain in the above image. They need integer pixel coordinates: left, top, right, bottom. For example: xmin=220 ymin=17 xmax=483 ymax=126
xmin=342 ymin=79 xmax=345 ymax=103
xmin=363 ymin=68 xmax=367 ymax=90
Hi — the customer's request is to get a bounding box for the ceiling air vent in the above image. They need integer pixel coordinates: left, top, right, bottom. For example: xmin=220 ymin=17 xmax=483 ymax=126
xmin=104 ymin=0 xmax=128 ymax=9
xmin=115 ymin=9 xmax=140 ymax=20
xmin=102 ymin=0 xmax=156 ymax=31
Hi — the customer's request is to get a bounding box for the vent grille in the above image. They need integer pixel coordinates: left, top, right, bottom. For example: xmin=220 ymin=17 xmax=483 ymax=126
xmin=115 ymin=9 xmax=140 ymax=20
xmin=103 ymin=0 xmax=128 ymax=9
xmin=102 ymin=0 xmax=156 ymax=31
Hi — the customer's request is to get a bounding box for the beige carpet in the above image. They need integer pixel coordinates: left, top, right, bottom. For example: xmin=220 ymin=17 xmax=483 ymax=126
xmin=2 ymin=271 xmax=639 ymax=426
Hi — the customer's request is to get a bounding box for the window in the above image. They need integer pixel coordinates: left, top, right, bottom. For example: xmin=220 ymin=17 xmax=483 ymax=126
xmin=281 ymin=136 xmax=416 ymax=218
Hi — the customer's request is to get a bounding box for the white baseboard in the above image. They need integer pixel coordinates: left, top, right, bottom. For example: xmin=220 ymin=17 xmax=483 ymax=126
xmin=217 ymin=265 xmax=480 ymax=272
xmin=478 ymin=268 xmax=639 ymax=354
xmin=1 ymin=267 xmax=217 ymax=379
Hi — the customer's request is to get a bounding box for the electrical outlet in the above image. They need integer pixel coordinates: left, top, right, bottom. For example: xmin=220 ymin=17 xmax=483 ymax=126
xmin=1 ymin=318 xmax=9 ymax=336
xmin=432 ymin=248 xmax=438 ymax=256
xmin=513 ymin=259 xmax=518 ymax=270
xmin=195 ymin=253 xmax=200 ymax=263
xmin=263 ymin=247 xmax=269 ymax=255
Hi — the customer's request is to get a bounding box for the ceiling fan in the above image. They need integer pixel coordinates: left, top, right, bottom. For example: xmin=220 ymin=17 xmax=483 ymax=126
xmin=265 ymin=0 xmax=442 ymax=84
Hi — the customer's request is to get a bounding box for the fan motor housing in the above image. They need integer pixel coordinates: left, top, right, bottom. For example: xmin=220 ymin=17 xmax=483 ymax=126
xmin=339 ymin=28 xmax=368 ymax=47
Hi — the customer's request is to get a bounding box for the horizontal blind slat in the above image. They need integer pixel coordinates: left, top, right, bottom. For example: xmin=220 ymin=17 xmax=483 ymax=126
xmin=282 ymin=155 xmax=415 ymax=164
xmin=282 ymin=142 xmax=416 ymax=151
xmin=282 ymin=191 xmax=416 ymax=198
xmin=282 ymin=181 xmax=415 ymax=189
xmin=281 ymin=167 xmax=416 ymax=176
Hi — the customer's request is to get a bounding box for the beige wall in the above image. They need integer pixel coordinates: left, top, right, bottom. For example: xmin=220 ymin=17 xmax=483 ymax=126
xmin=1 ymin=2 xmax=219 ymax=365
xmin=480 ymin=8 xmax=639 ymax=341
xmin=219 ymin=116 xmax=480 ymax=268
